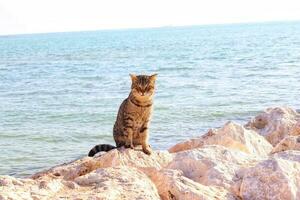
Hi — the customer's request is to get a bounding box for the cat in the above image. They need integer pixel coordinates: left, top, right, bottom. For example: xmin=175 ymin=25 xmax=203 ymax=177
xmin=88 ymin=73 xmax=157 ymax=157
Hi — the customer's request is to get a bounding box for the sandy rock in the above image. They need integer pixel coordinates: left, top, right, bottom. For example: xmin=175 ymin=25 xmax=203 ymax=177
xmin=2 ymin=149 xmax=172 ymax=200
xmin=0 ymin=176 xmax=65 ymax=200
xmin=95 ymin=147 xmax=173 ymax=169
xmin=167 ymin=145 xmax=261 ymax=192
xmin=61 ymin=180 xmax=79 ymax=189
xmin=169 ymin=121 xmax=272 ymax=157
xmin=271 ymin=136 xmax=300 ymax=154
xmin=290 ymin=119 xmax=300 ymax=135
xmin=32 ymin=148 xmax=173 ymax=180
xmin=3 ymin=107 xmax=300 ymax=200
xmin=239 ymin=150 xmax=300 ymax=200
xmin=74 ymin=166 xmax=160 ymax=200
xmin=1 ymin=167 xmax=160 ymax=200
xmin=144 ymin=168 xmax=236 ymax=200
xmin=246 ymin=107 xmax=300 ymax=146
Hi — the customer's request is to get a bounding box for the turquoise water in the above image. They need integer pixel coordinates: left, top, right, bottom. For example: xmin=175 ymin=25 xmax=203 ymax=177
xmin=1 ymin=21 xmax=300 ymax=177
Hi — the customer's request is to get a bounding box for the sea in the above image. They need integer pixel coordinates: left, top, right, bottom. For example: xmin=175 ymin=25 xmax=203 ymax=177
xmin=0 ymin=21 xmax=300 ymax=177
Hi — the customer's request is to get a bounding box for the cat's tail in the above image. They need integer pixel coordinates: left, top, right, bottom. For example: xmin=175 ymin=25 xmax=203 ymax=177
xmin=88 ymin=144 xmax=116 ymax=157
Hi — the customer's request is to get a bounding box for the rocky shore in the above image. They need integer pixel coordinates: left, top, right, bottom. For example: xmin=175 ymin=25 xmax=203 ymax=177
xmin=1 ymin=106 xmax=300 ymax=200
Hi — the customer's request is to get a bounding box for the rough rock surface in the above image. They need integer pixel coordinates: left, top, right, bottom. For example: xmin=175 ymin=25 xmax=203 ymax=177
xmin=271 ymin=136 xmax=300 ymax=154
xmin=0 ymin=167 xmax=161 ymax=200
xmin=1 ymin=106 xmax=300 ymax=200
xmin=145 ymin=168 xmax=236 ymax=200
xmin=246 ymin=107 xmax=300 ymax=146
xmin=74 ymin=166 xmax=161 ymax=200
xmin=167 ymin=145 xmax=261 ymax=192
xmin=239 ymin=151 xmax=300 ymax=200
xmin=31 ymin=147 xmax=173 ymax=181
xmin=169 ymin=121 xmax=272 ymax=157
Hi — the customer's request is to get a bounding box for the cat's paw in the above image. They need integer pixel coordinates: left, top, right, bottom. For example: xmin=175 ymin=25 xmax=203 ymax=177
xmin=143 ymin=147 xmax=152 ymax=155
xmin=125 ymin=143 xmax=134 ymax=149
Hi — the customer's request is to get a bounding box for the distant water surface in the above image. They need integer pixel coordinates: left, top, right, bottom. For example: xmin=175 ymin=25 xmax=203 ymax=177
xmin=0 ymin=21 xmax=300 ymax=177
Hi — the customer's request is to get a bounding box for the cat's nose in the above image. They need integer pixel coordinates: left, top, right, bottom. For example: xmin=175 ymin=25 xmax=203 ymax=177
xmin=141 ymin=92 xmax=145 ymax=96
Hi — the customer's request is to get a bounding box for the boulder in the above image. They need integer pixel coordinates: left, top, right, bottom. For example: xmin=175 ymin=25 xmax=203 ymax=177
xmin=246 ymin=107 xmax=300 ymax=146
xmin=239 ymin=150 xmax=300 ymax=200
xmin=169 ymin=121 xmax=272 ymax=157
xmin=271 ymin=136 xmax=300 ymax=154
xmin=0 ymin=176 xmax=65 ymax=200
xmin=32 ymin=147 xmax=173 ymax=180
xmin=290 ymin=119 xmax=300 ymax=135
xmin=74 ymin=166 xmax=161 ymax=200
xmin=167 ymin=145 xmax=261 ymax=192
xmin=0 ymin=166 xmax=160 ymax=200
xmin=144 ymin=168 xmax=236 ymax=200
xmin=3 ymin=106 xmax=300 ymax=200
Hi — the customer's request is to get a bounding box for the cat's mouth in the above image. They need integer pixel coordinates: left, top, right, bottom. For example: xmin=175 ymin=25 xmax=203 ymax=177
xmin=135 ymin=93 xmax=152 ymax=100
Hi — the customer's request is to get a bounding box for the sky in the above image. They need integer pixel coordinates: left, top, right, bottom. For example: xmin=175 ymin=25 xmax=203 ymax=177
xmin=0 ymin=0 xmax=300 ymax=35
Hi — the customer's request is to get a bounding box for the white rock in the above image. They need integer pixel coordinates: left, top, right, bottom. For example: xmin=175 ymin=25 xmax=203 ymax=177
xmin=74 ymin=166 xmax=161 ymax=200
xmin=239 ymin=150 xmax=300 ymax=200
xmin=31 ymin=148 xmax=173 ymax=180
xmin=144 ymin=168 xmax=236 ymax=200
xmin=246 ymin=106 xmax=300 ymax=146
xmin=167 ymin=145 xmax=261 ymax=192
xmin=271 ymin=136 xmax=300 ymax=154
xmin=3 ymin=107 xmax=300 ymax=200
xmin=169 ymin=121 xmax=272 ymax=157
xmin=290 ymin=120 xmax=300 ymax=135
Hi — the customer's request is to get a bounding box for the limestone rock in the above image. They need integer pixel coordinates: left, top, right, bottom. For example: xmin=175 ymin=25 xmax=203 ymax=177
xmin=0 ymin=176 xmax=65 ymax=200
xmin=3 ymin=106 xmax=300 ymax=200
xmin=32 ymin=148 xmax=173 ymax=180
xmin=0 ymin=166 xmax=160 ymax=200
xmin=271 ymin=136 xmax=300 ymax=154
xmin=246 ymin=107 xmax=300 ymax=146
xmin=169 ymin=121 xmax=272 ymax=157
xmin=290 ymin=119 xmax=300 ymax=135
xmin=239 ymin=150 xmax=300 ymax=200
xmin=144 ymin=168 xmax=237 ymax=200
xmin=74 ymin=166 xmax=161 ymax=200
xmin=167 ymin=145 xmax=261 ymax=192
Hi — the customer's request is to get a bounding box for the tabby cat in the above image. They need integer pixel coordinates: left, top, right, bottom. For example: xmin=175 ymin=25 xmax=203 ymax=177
xmin=88 ymin=74 xmax=157 ymax=157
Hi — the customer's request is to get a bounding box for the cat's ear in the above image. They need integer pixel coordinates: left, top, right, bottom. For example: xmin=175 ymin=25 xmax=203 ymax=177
xmin=150 ymin=73 xmax=157 ymax=82
xmin=130 ymin=74 xmax=137 ymax=82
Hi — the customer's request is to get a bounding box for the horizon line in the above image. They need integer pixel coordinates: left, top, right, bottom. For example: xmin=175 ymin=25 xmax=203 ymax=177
xmin=1 ymin=19 xmax=300 ymax=37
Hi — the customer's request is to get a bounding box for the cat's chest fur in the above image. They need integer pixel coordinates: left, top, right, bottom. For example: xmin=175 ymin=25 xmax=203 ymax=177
xmin=128 ymin=104 xmax=152 ymax=127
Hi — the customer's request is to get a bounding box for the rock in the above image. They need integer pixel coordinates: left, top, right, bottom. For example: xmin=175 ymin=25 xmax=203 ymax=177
xmin=290 ymin=120 xmax=300 ymax=135
xmin=167 ymin=145 xmax=261 ymax=193
xmin=1 ymin=178 xmax=66 ymax=199
xmin=246 ymin=107 xmax=300 ymax=146
xmin=239 ymin=150 xmax=300 ymax=200
xmin=144 ymin=168 xmax=236 ymax=200
xmin=62 ymin=180 xmax=79 ymax=189
xmin=271 ymin=136 xmax=300 ymax=154
xmin=3 ymin=106 xmax=300 ymax=200
xmin=1 ymin=149 xmax=172 ymax=200
xmin=0 ymin=167 xmax=160 ymax=200
xmin=74 ymin=166 xmax=160 ymax=200
xmin=32 ymin=148 xmax=173 ymax=180
xmin=169 ymin=121 xmax=272 ymax=157
xmin=0 ymin=175 xmax=23 ymax=187
xmin=95 ymin=147 xmax=173 ymax=170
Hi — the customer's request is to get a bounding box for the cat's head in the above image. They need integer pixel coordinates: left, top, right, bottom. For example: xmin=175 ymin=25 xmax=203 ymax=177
xmin=130 ymin=74 xmax=157 ymax=100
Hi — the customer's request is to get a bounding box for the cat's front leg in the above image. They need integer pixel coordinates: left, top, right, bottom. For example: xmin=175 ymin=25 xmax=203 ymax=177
xmin=140 ymin=126 xmax=152 ymax=155
xmin=142 ymin=142 xmax=152 ymax=155
xmin=124 ymin=127 xmax=134 ymax=149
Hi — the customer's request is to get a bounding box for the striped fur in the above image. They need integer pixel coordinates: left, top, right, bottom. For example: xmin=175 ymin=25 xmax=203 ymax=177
xmin=88 ymin=144 xmax=116 ymax=157
xmin=88 ymin=74 xmax=157 ymax=157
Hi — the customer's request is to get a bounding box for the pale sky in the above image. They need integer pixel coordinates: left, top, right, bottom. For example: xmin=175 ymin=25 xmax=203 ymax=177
xmin=0 ymin=0 xmax=300 ymax=35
